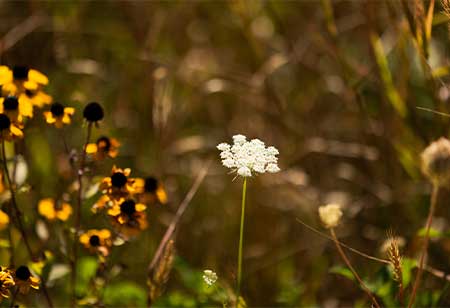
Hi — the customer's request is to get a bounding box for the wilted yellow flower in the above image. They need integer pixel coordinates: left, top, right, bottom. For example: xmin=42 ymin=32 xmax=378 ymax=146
xmin=38 ymin=198 xmax=72 ymax=221
xmin=318 ymin=204 xmax=343 ymax=229
xmin=100 ymin=166 xmax=140 ymax=201
xmin=0 ymin=114 xmax=23 ymax=141
xmin=0 ymin=210 xmax=9 ymax=231
xmin=43 ymin=103 xmax=75 ymax=128
xmin=13 ymin=266 xmax=39 ymax=294
xmin=135 ymin=177 xmax=168 ymax=205
xmin=421 ymin=137 xmax=450 ymax=185
xmin=79 ymin=229 xmax=112 ymax=256
xmin=108 ymin=199 xmax=148 ymax=237
xmin=0 ymin=267 xmax=14 ymax=300
xmin=86 ymin=136 xmax=120 ymax=160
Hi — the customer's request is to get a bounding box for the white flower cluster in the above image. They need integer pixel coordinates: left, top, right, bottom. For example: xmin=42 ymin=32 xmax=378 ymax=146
xmin=217 ymin=134 xmax=280 ymax=177
xmin=202 ymin=269 xmax=218 ymax=286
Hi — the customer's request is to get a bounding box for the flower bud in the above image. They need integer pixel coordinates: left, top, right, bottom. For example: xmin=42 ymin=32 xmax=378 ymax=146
xmin=421 ymin=137 xmax=450 ymax=185
xmin=318 ymin=204 xmax=343 ymax=229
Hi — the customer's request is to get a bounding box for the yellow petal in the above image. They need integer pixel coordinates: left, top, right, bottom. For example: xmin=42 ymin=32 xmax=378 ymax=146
xmin=85 ymin=143 xmax=98 ymax=154
xmin=28 ymin=69 xmax=48 ymax=85
xmin=99 ymin=229 xmax=111 ymax=239
xmin=64 ymin=107 xmax=75 ymax=115
xmin=136 ymin=203 xmax=147 ymax=212
xmin=157 ymin=187 xmax=168 ymax=204
xmin=10 ymin=125 xmax=23 ymax=138
xmin=0 ymin=210 xmax=9 ymax=230
xmin=38 ymin=198 xmax=56 ymax=220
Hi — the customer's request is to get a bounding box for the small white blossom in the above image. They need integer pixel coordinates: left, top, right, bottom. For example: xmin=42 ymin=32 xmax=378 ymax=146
xmin=203 ymin=269 xmax=218 ymax=286
xmin=318 ymin=204 xmax=343 ymax=229
xmin=217 ymin=134 xmax=280 ymax=177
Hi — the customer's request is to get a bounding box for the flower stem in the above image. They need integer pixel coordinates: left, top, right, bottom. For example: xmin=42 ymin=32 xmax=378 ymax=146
xmin=408 ymin=184 xmax=439 ymax=308
xmin=236 ymin=177 xmax=247 ymax=305
xmin=330 ymin=228 xmax=380 ymax=308
xmin=1 ymin=139 xmax=54 ymax=308
xmin=71 ymin=122 xmax=92 ymax=308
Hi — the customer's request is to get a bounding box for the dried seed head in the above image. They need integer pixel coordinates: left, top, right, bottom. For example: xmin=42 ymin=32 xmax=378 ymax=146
xmin=148 ymin=240 xmax=175 ymax=302
xmin=83 ymin=102 xmax=104 ymax=122
xmin=385 ymin=231 xmax=403 ymax=287
xmin=318 ymin=204 xmax=342 ymax=229
xmin=421 ymin=137 xmax=450 ymax=185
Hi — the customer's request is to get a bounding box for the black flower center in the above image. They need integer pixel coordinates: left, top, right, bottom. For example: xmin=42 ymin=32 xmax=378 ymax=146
xmin=144 ymin=177 xmax=158 ymax=193
xmin=97 ymin=136 xmax=111 ymax=152
xmin=120 ymin=199 xmax=136 ymax=215
xmin=15 ymin=266 xmax=31 ymax=281
xmin=89 ymin=235 xmax=101 ymax=247
xmin=83 ymin=102 xmax=104 ymax=122
xmin=50 ymin=103 xmax=65 ymax=117
xmin=25 ymin=89 xmax=34 ymax=98
xmin=12 ymin=66 xmax=29 ymax=80
xmin=3 ymin=96 xmax=18 ymax=111
xmin=0 ymin=114 xmax=11 ymax=131
xmin=111 ymin=172 xmax=127 ymax=188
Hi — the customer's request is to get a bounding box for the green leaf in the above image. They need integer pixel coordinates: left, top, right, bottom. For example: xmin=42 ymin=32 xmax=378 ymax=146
xmin=103 ymin=281 xmax=146 ymax=307
xmin=401 ymin=257 xmax=417 ymax=288
xmin=329 ymin=265 xmax=355 ymax=281
xmin=417 ymin=227 xmax=441 ymax=238
xmin=76 ymin=256 xmax=98 ymax=296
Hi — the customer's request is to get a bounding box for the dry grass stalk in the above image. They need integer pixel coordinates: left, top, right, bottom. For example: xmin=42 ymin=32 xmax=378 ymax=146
xmin=386 ymin=230 xmax=403 ymax=301
xmin=148 ymin=239 xmax=175 ymax=304
xmin=442 ymin=0 xmax=450 ymax=37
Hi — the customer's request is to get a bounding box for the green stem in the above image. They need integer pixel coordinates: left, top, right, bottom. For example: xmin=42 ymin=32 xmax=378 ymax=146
xmin=236 ymin=177 xmax=247 ymax=305
xmin=71 ymin=122 xmax=92 ymax=308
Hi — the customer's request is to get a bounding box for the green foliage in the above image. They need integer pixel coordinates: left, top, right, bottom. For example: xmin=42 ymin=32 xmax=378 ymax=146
xmin=103 ymin=281 xmax=147 ymax=307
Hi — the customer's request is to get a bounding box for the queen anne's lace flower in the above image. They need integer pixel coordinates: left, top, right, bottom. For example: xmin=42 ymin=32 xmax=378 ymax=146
xmin=217 ymin=134 xmax=280 ymax=177
xmin=202 ymin=269 xmax=218 ymax=286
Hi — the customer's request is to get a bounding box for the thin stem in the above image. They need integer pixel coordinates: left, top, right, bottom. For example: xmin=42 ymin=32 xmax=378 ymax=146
xmin=297 ymin=218 xmax=390 ymax=264
xmin=330 ymin=228 xmax=381 ymax=308
xmin=71 ymin=122 xmax=92 ymax=308
xmin=236 ymin=177 xmax=247 ymax=305
xmin=1 ymin=140 xmax=54 ymax=308
xmin=1 ymin=139 xmax=33 ymax=259
xmin=408 ymin=184 xmax=439 ymax=308
xmin=9 ymin=287 xmax=18 ymax=308
xmin=7 ymin=222 xmax=14 ymax=267
xmin=147 ymin=160 xmax=211 ymax=307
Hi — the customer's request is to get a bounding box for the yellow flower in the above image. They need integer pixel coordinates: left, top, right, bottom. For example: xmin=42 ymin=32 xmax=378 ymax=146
xmin=0 ymin=210 xmax=9 ymax=231
xmin=0 ymin=267 xmax=14 ymax=300
xmin=91 ymin=195 xmax=115 ymax=213
xmin=38 ymin=198 xmax=72 ymax=221
xmin=0 ymin=66 xmax=52 ymax=109
xmin=108 ymin=199 xmax=148 ymax=237
xmin=13 ymin=266 xmax=39 ymax=294
xmin=0 ymin=114 xmax=23 ymax=141
xmin=135 ymin=177 xmax=168 ymax=205
xmin=0 ymin=96 xmax=32 ymax=124
xmin=79 ymin=229 xmax=112 ymax=256
xmin=100 ymin=166 xmax=139 ymax=201
xmin=43 ymin=103 xmax=75 ymax=128
xmin=19 ymin=88 xmax=52 ymax=109
xmin=86 ymin=136 xmax=120 ymax=160
xmin=0 ymin=66 xmax=48 ymax=93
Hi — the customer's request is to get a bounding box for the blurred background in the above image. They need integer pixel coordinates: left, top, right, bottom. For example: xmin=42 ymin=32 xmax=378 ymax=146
xmin=1 ymin=0 xmax=450 ymax=307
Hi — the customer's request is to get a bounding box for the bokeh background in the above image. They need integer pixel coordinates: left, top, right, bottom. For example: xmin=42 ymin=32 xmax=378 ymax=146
xmin=1 ymin=0 xmax=450 ymax=307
